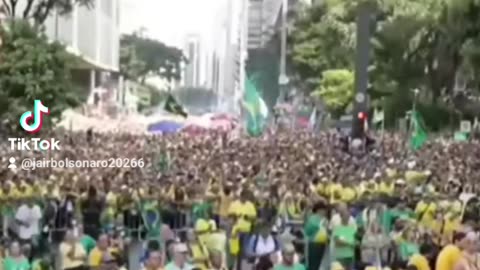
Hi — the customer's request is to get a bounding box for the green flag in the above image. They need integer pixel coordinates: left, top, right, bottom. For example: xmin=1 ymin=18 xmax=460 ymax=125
xmin=410 ymin=110 xmax=427 ymax=150
xmin=164 ymin=94 xmax=187 ymax=117
xmin=243 ymin=76 xmax=268 ymax=136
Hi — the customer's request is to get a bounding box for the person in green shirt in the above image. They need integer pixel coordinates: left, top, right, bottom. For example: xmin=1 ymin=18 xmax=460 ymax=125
xmin=304 ymin=201 xmax=328 ymax=270
xmin=274 ymin=243 xmax=305 ymax=270
xmin=333 ymin=211 xmax=357 ymax=270
xmin=192 ymin=199 xmax=212 ymax=223
xmin=3 ymin=242 xmax=30 ymax=270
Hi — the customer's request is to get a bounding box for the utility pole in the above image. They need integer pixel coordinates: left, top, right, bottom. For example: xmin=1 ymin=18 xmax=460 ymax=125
xmin=278 ymin=0 xmax=289 ymax=104
xmin=351 ymin=2 xmax=372 ymax=139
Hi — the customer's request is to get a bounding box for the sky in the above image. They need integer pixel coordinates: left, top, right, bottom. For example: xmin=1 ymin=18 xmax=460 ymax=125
xmin=120 ymin=0 xmax=224 ymax=49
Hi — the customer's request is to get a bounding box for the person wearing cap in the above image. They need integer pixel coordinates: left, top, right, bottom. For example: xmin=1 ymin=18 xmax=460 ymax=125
xmin=273 ymin=243 xmax=304 ymax=270
xmin=165 ymin=243 xmax=194 ymax=270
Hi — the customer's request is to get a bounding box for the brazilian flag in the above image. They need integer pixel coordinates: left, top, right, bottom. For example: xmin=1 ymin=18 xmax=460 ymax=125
xmin=243 ymin=76 xmax=269 ymax=136
xmin=164 ymin=94 xmax=188 ymax=117
xmin=142 ymin=200 xmax=161 ymax=239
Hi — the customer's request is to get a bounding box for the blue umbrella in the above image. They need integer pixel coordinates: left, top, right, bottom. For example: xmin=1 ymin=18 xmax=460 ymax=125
xmin=148 ymin=121 xmax=184 ymax=134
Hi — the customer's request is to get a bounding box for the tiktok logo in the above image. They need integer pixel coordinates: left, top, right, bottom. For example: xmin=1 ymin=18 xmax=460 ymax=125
xmin=19 ymin=100 xmax=50 ymax=134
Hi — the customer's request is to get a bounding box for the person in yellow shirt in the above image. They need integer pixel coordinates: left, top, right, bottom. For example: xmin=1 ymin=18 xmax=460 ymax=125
xmin=227 ymin=190 xmax=257 ymax=232
xmin=187 ymin=225 xmax=210 ymax=270
xmin=436 ymin=230 xmax=469 ymax=270
xmin=325 ymin=181 xmax=342 ymax=203
xmin=60 ymin=229 xmax=87 ymax=270
xmin=408 ymin=244 xmax=438 ymax=270
xmin=88 ymin=234 xmax=116 ymax=269
xmin=340 ymin=184 xmax=356 ymax=203
xmin=415 ymin=197 xmax=437 ymax=227
xmin=218 ymin=186 xmax=233 ymax=222
xmin=379 ymin=179 xmax=395 ymax=195
xmin=227 ymin=190 xmax=257 ymax=258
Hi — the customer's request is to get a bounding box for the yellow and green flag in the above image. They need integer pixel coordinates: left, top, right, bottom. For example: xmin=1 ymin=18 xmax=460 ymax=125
xmin=242 ymin=76 xmax=268 ymax=136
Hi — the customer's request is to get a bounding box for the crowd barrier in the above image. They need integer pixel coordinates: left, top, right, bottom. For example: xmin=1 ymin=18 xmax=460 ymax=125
xmin=0 ymin=200 xmax=312 ymax=270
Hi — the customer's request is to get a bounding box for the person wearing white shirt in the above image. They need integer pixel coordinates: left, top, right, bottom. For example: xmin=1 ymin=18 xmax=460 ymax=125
xmin=165 ymin=243 xmax=194 ymax=270
xmin=330 ymin=204 xmax=356 ymax=230
xmin=15 ymin=200 xmax=42 ymax=243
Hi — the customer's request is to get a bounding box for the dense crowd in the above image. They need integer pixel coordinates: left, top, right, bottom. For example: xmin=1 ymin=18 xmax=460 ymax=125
xmin=0 ymin=130 xmax=479 ymax=270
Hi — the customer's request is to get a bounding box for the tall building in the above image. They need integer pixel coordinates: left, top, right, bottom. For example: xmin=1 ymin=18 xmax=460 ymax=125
xmin=210 ymin=0 xmax=249 ymax=114
xmin=182 ymin=34 xmax=202 ymax=87
xmin=248 ymin=0 xmax=283 ymax=49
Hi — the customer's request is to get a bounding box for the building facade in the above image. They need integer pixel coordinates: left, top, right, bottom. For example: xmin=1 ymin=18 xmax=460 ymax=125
xmin=210 ymin=0 xmax=249 ymax=114
xmin=246 ymin=0 xmax=298 ymax=108
xmin=8 ymin=0 xmax=121 ymax=108
xmin=42 ymin=0 xmax=120 ymax=72
xmin=182 ymin=34 xmax=202 ymax=87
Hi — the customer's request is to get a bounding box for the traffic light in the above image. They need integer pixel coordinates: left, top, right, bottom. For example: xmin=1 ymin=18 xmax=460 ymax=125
xmin=357 ymin=112 xmax=367 ymax=121
xmin=352 ymin=111 xmax=368 ymax=138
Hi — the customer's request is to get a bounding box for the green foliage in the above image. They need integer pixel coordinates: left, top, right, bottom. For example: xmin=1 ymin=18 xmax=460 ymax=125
xmin=312 ymin=69 xmax=354 ymax=118
xmin=120 ymin=33 xmax=185 ymax=83
xmin=0 ymin=0 xmax=94 ymax=26
xmin=289 ymin=0 xmax=480 ymax=129
xmin=290 ymin=2 xmax=355 ymax=91
xmin=0 ymin=20 xmax=82 ymax=133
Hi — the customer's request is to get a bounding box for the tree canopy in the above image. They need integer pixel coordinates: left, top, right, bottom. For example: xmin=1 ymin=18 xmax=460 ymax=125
xmin=289 ymin=0 xmax=480 ymax=129
xmin=0 ymin=0 xmax=94 ymax=26
xmin=0 ymin=20 xmax=82 ymax=133
xmin=120 ymin=33 xmax=186 ymax=84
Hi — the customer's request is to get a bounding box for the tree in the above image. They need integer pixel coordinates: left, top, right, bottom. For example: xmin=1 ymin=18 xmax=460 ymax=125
xmin=120 ymin=33 xmax=186 ymax=84
xmin=289 ymin=0 xmax=480 ymax=129
xmin=0 ymin=0 xmax=94 ymax=26
xmin=0 ymin=20 xmax=82 ymax=133
xmin=289 ymin=1 xmax=355 ymax=93
xmin=312 ymin=69 xmax=354 ymax=118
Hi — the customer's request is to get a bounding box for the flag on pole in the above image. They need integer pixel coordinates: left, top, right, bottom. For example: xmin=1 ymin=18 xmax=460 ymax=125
xmin=373 ymin=108 xmax=384 ymax=124
xmin=410 ymin=110 xmax=427 ymax=150
xmin=164 ymin=94 xmax=188 ymax=117
xmin=242 ymin=76 xmax=268 ymax=136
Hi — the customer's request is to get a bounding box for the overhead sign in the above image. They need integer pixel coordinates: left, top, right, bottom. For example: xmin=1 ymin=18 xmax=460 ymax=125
xmin=460 ymin=120 xmax=472 ymax=133
xmin=278 ymin=75 xmax=289 ymax=85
